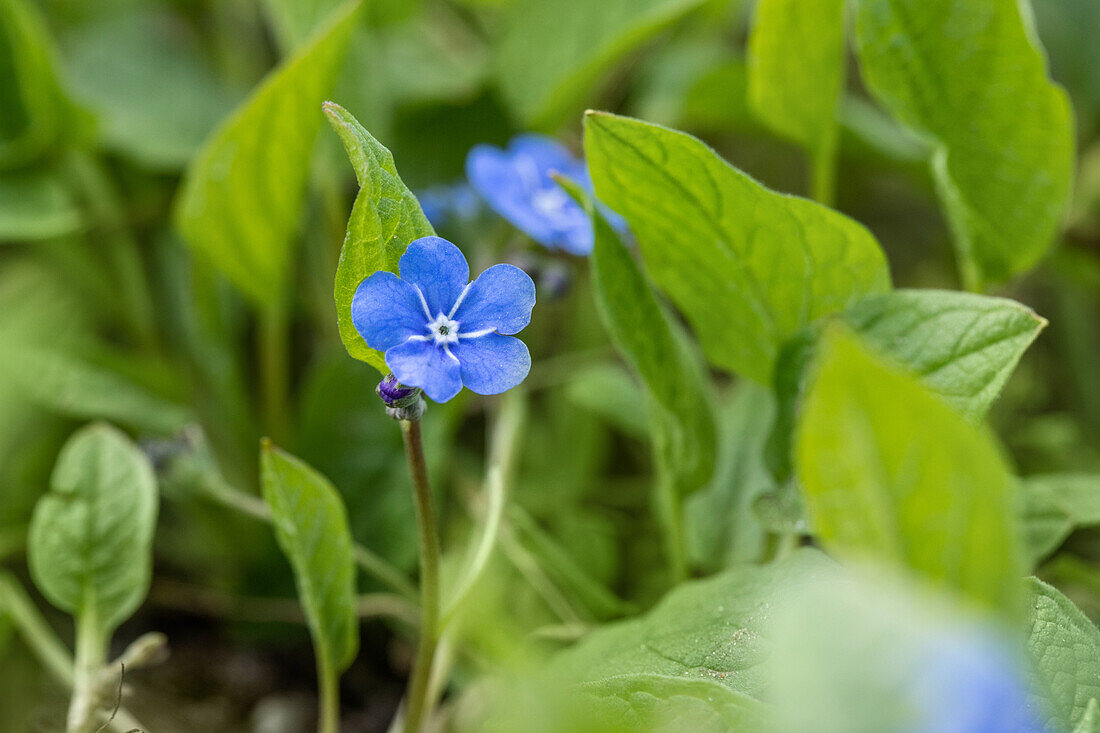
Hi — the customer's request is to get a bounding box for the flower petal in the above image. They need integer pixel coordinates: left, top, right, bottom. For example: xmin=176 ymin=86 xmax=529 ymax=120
xmin=509 ymin=134 xmax=589 ymax=183
xmin=451 ymin=333 xmax=531 ymax=395
xmin=399 ymin=236 xmax=470 ymax=318
xmin=466 ymin=144 xmax=556 ymax=245
xmin=385 ymin=339 xmax=463 ymax=403
xmin=351 ymin=271 xmax=428 ymax=351
xmin=453 ymin=264 xmax=535 ymax=335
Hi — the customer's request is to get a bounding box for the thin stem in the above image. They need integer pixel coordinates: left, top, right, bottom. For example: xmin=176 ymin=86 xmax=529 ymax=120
xmin=258 ymin=297 xmax=291 ymax=444
xmin=400 ymin=419 xmax=441 ymax=733
xmin=654 ymin=465 xmax=687 ymax=583
xmin=318 ymin=663 xmax=340 ymax=733
xmin=68 ymin=606 xmax=107 ymax=733
xmin=810 ymin=136 xmax=838 ymax=208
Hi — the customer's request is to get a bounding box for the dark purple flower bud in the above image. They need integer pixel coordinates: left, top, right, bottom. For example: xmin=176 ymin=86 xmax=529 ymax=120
xmin=377 ymin=374 xmax=419 ymax=407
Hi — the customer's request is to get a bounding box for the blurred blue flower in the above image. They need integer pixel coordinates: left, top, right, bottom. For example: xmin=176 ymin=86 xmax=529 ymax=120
xmin=416 ymin=182 xmax=480 ymax=229
xmin=352 ymin=236 xmax=535 ymax=403
xmin=466 ymin=134 xmax=624 ymax=255
xmin=909 ymin=633 xmax=1048 ymax=733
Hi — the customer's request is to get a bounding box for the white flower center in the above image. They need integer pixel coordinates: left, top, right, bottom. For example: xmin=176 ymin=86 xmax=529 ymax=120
xmin=531 ymin=186 xmax=569 ymax=217
xmin=426 ymin=313 xmax=460 ymax=345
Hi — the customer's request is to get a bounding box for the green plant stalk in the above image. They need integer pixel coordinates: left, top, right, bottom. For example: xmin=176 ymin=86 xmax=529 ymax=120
xmin=654 ymin=461 xmax=687 ymax=582
xmin=67 ymin=607 xmax=107 ymax=733
xmin=810 ymin=135 xmax=838 ymax=208
xmin=401 ymin=419 xmax=441 ymax=733
xmin=258 ymin=297 xmax=291 ymax=444
xmin=318 ymin=661 xmax=340 ymax=733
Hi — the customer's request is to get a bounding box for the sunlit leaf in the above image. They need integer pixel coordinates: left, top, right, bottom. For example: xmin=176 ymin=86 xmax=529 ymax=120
xmin=852 ymin=0 xmax=1074 ymax=288
xmin=795 ymin=327 xmax=1022 ymax=613
xmin=27 ymin=423 xmax=158 ymax=636
xmin=324 ymin=101 xmax=434 ymax=372
xmin=497 ymin=0 xmax=708 ymax=128
xmin=747 ymin=0 xmax=845 ymax=202
xmin=261 ymin=441 xmax=359 ymax=677
xmin=174 ymin=0 xmax=361 ymax=305
xmin=585 ymin=112 xmax=890 ymax=383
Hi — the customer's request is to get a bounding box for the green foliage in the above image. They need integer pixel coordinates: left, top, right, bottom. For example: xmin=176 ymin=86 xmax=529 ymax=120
xmin=853 ymin=0 xmax=1075 ymax=288
xmin=61 ymin=8 xmax=242 ymax=170
xmin=547 ymin=549 xmax=833 ymax=697
xmin=174 ymin=0 xmax=361 ymax=305
xmin=0 ymin=170 xmax=81 ymax=240
xmin=576 ymin=675 xmax=771 ymax=732
xmin=0 ymin=0 xmax=81 ymax=169
xmin=1023 ymin=475 xmax=1100 ymax=566
xmin=27 ymin=423 xmax=158 ymax=636
xmin=1076 ymin=699 xmax=1100 ymax=733
xmin=747 ymin=0 xmax=845 ymax=202
xmin=263 ymin=0 xmax=346 ymax=51
xmin=584 ymin=112 xmax=891 ymax=383
xmin=795 ymin=328 xmax=1022 ymax=613
xmin=497 ymin=0 xmax=708 ymax=129
xmin=261 ymin=441 xmax=359 ymax=678
xmin=325 ymin=102 xmax=435 ymax=372
xmin=584 ymin=188 xmax=716 ymax=495
xmin=1026 ymin=577 xmax=1100 ymax=732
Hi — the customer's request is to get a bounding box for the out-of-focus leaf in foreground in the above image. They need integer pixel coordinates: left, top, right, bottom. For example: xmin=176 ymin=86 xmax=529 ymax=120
xmin=261 ymin=442 xmax=359 ymax=682
xmin=0 ymin=170 xmax=81 ymax=240
xmin=324 ymin=101 xmax=434 ymax=372
xmin=853 ymin=0 xmax=1074 ymax=288
xmin=27 ymin=423 xmax=158 ymax=636
xmin=175 ymin=0 xmax=361 ymax=305
xmin=795 ymin=327 xmax=1022 ymax=613
xmin=497 ymin=0 xmax=708 ymax=129
xmin=747 ymin=0 xmax=845 ymax=203
xmin=585 ymin=112 xmax=890 ymax=383
xmin=1026 ymin=577 xmax=1100 ymax=732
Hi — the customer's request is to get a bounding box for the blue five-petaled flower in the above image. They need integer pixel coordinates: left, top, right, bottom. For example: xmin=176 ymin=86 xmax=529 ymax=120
xmin=467 ymin=134 xmax=618 ymax=256
xmin=352 ymin=236 xmax=536 ymax=404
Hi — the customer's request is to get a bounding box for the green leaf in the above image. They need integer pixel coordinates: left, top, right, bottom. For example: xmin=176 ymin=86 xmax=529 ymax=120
xmin=262 ymin=0 xmax=345 ymax=51
xmin=324 ymin=102 xmax=434 ymax=372
xmin=747 ymin=0 xmax=845 ymax=203
xmin=795 ymin=327 xmax=1022 ymax=613
xmin=1076 ymin=700 xmax=1100 ymax=733
xmin=0 ymin=344 xmax=190 ymax=434
xmin=27 ymin=423 xmax=158 ymax=635
xmin=852 ymin=0 xmax=1074 ymax=288
xmin=547 ymin=549 xmax=835 ymax=698
xmin=583 ymin=189 xmax=716 ymax=495
xmin=845 ymin=290 xmax=1047 ymax=421
xmin=174 ymin=0 xmax=361 ymax=305
xmin=0 ymin=0 xmax=83 ymax=169
xmin=577 ymin=675 xmax=772 ymax=732
xmin=564 ymin=363 xmax=648 ymax=440
xmin=584 ymin=112 xmax=891 ymax=383
xmin=261 ymin=441 xmax=359 ymax=677
xmin=768 ymin=289 xmax=1045 ymax=483
xmin=497 ymin=0 xmax=708 ymax=128
xmin=61 ymin=8 xmax=242 ymax=170
xmin=1023 ymin=475 xmax=1100 ymax=567
xmin=0 ymin=170 xmax=81 ymax=241
xmin=1026 ymin=577 xmax=1100 ymax=732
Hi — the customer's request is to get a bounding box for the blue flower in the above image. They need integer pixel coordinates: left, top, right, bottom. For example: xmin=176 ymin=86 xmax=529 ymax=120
xmin=352 ymin=236 xmax=536 ymax=403
xmin=908 ymin=633 xmax=1048 ymax=733
xmin=416 ymin=182 xmax=480 ymax=229
xmin=466 ymin=134 xmax=623 ymax=255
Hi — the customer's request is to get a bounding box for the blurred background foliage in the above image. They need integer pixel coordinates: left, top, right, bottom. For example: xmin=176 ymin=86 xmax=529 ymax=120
xmin=1 ymin=0 xmax=1100 ymax=729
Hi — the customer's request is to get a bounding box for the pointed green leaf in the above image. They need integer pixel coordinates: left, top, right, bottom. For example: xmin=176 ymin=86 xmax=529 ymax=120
xmin=175 ymin=0 xmax=361 ymax=305
xmin=1023 ymin=475 xmax=1100 ymax=567
xmin=747 ymin=0 xmax=845 ymax=202
xmin=497 ymin=0 xmax=708 ymax=128
xmin=261 ymin=442 xmax=359 ymax=676
xmin=324 ymin=102 xmax=434 ymax=372
xmin=575 ymin=183 xmax=716 ymax=495
xmin=795 ymin=328 xmax=1022 ymax=612
xmin=584 ymin=112 xmax=890 ymax=383
xmin=1026 ymin=577 xmax=1100 ymax=732
xmin=27 ymin=423 xmax=159 ymax=636
xmin=769 ymin=290 xmax=1045 ymax=482
xmin=852 ymin=0 xmax=1074 ymax=287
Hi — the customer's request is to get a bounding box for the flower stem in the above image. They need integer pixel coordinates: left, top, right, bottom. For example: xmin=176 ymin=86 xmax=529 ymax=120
xmin=810 ymin=136 xmax=837 ymax=208
xmin=318 ymin=663 xmax=340 ymax=733
xmin=655 ymin=463 xmax=687 ymax=583
xmin=400 ymin=419 xmax=441 ymax=733
xmin=68 ymin=608 xmax=107 ymax=733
